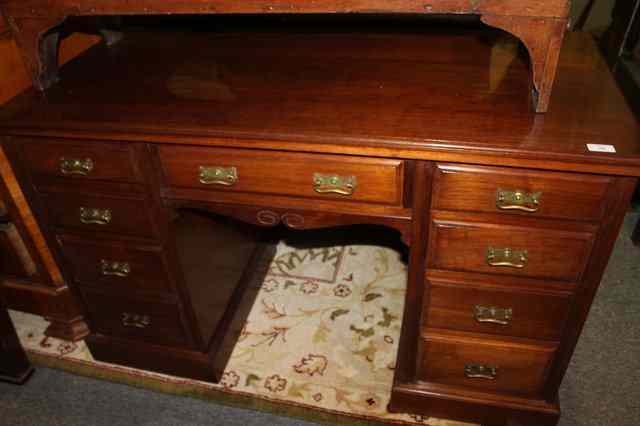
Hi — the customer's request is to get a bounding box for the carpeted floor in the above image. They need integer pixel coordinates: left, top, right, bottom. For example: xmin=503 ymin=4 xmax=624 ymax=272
xmin=556 ymin=212 xmax=640 ymax=426
xmin=0 ymin=213 xmax=638 ymax=426
xmin=0 ymin=367 xmax=317 ymax=426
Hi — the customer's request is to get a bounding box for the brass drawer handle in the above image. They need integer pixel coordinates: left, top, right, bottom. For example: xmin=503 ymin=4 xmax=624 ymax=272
xmin=59 ymin=157 xmax=94 ymax=176
xmin=100 ymin=260 xmax=131 ymax=278
xmin=121 ymin=313 xmax=151 ymax=329
xmin=474 ymin=305 xmax=513 ymax=325
xmin=496 ymin=189 xmax=541 ymax=213
xmin=313 ymin=173 xmax=356 ymax=196
xmin=198 ymin=166 xmax=238 ymax=186
xmin=464 ymin=364 xmax=498 ymax=380
xmin=486 ymin=247 xmax=528 ymax=268
xmin=79 ymin=207 xmax=112 ymax=225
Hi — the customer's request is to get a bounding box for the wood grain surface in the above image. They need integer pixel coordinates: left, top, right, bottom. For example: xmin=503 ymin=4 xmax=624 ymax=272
xmin=1 ymin=28 xmax=637 ymax=175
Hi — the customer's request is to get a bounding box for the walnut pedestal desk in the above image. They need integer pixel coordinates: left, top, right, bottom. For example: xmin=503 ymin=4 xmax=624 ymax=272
xmin=1 ymin=20 xmax=639 ymax=426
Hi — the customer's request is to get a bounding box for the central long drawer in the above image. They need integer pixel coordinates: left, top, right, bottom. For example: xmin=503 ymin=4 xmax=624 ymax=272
xmin=157 ymin=145 xmax=405 ymax=207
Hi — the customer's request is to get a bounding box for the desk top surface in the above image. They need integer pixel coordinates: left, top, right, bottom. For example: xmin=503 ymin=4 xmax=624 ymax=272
xmin=1 ymin=22 xmax=639 ymax=175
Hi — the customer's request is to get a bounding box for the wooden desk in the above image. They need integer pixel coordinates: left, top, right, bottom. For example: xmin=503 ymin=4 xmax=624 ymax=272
xmin=1 ymin=19 xmax=639 ymax=426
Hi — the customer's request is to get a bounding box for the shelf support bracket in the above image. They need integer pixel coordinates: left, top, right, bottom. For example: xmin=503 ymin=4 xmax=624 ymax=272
xmin=7 ymin=16 xmax=66 ymax=90
xmin=6 ymin=15 xmax=124 ymax=91
xmin=480 ymin=15 xmax=568 ymax=113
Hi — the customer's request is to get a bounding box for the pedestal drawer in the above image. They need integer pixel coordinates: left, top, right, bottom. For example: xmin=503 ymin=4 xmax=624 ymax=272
xmin=58 ymin=235 xmax=173 ymax=295
xmin=21 ymin=139 xmax=141 ymax=184
xmin=158 ymin=146 xmax=405 ymax=207
xmin=428 ymin=217 xmax=595 ymax=282
xmin=432 ymin=164 xmax=611 ymax=221
xmin=418 ymin=331 xmax=556 ymax=397
xmin=41 ymin=192 xmax=155 ymax=238
xmin=424 ymin=279 xmax=571 ymax=340
xmin=81 ymin=289 xmax=190 ymax=348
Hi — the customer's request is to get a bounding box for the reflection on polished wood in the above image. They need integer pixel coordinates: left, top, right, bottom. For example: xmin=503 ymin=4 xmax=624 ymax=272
xmin=1 ymin=0 xmax=570 ymax=111
xmin=1 ymin=29 xmax=637 ymax=175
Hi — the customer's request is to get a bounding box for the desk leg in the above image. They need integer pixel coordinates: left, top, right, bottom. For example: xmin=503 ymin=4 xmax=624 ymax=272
xmin=0 ymin=301 xmax=34 ymax=384
xmin=481 ymin=15 xmax=567 ymax=113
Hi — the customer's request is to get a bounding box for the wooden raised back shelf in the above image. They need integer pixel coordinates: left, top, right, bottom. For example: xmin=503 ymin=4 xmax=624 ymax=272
xmin=0 ymin=0 xmax=571 ymax=112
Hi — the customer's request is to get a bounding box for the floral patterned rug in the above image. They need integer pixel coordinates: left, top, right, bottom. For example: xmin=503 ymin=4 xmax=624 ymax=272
xmin=10 ymin=241 xmax=474 ymax=426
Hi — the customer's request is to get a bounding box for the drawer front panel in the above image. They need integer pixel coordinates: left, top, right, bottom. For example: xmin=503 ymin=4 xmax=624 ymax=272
xmin=418 ymin=333 xmax=556 ymax=396
xmin=158 ymin=146 xmax=404 ymax=206
xmin=42 ymin=192 xmax=155 ymax=238
xmin=432 ymin=164 xmax=611 ymax=221
xmin=81 ymin=290 xmax=189 ymax=348
xmin=58 ymin=236 xmax=172 ymax=295
xmin=424 ymin=281 xmax=571 ymax=340
xmin=428 ymin=219 xmax=594 ymax=282
xmin=22 ymin=139 xmax=141 ymax=184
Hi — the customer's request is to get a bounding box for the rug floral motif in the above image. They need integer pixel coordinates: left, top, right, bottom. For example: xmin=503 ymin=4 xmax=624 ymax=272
xmin=10 ymin=241 xmax=474 ymax=426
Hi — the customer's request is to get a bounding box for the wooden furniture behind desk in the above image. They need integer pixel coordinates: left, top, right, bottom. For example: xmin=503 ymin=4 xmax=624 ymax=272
xmin=0 ymin=11 xmax=99 ymax=341
xmin=0 ymin=295 xmax=33 ymax=384
xmin=1 ymin=17 xmax=639 ymax=426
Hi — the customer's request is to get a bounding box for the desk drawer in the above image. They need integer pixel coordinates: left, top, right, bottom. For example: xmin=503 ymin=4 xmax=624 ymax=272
xmin=158 ymin=146 xmax=404 ymax=207
xmin=21 ymin=139 xmax=141 ymax=184
xmin=428 ymin=218 xmax=594 ymax=282
xmin=58 ymin=235 xmax=172 ymax=295
xmin=81 ymin=289 xmax=190 ymax=348
xmin=418 ymin=331 xmax=556 ymax=397
xmin=432 ymin=164 xmax=611 ymax=221
xmin=424 ymin=280 xmax=571 ymax=340
xmin=42 ymin=192 xmax=155 ymax=238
